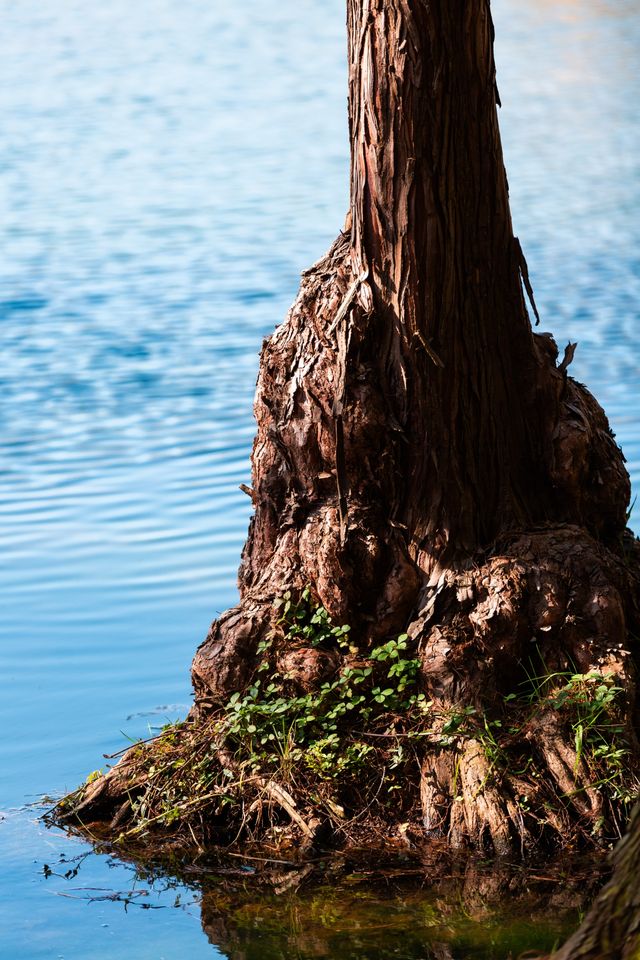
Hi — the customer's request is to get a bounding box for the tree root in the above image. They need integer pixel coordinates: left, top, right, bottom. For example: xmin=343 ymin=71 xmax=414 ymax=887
xmin=410 ymin=525 xmax=640 ymax=854
xmin=52 ymin=524 xmax=640 ymax=859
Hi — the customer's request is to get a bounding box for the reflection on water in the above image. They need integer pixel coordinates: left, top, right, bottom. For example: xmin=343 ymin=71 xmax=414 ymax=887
xmin=200 ymin=887 xmax=570 ymax=960
xmin=0 ymin=0 xmax=638 ymax=957
xmin=27 ymin=835 xmax=604 ymax=960
xmin=199 ymin=871 xmax=581 ymax=960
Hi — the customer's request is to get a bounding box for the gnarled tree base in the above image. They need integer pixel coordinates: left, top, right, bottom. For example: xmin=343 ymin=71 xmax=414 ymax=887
xmin=54 ymin=522 xmax=640 ymax=859
xmin=53 ymin=235 xmax=640 ymax=858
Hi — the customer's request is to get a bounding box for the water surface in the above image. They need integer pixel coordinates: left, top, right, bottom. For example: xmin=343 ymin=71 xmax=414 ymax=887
xmin=1 ymin=0 xmax=639 ymax=957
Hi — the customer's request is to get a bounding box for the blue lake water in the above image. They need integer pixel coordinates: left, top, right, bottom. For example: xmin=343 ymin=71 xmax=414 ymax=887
xmin=1 ymin=0 xmax=638 ymax=957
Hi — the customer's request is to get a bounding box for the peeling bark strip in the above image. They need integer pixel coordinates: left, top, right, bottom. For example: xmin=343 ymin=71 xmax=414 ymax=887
xmin=56 ymin=0 xmax=640 ymax=858
xmin=514 ymin=236 xmax=541 ymax=326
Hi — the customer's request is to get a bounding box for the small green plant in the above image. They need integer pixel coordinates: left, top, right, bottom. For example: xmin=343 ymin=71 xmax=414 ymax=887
xmin=625 ymin=496 xmax=637 ymax=524
xmin=506 ymin=663 xmax=634 ymax=806
xmin=546 ymin=671 xmax=630 ymax=798
xmin=274 ymin=587 xmax=353 ymax=650
xmin=370 ymin=634 xmax=421 ymax=695
xmin=476 ymin=713 xmax=506 ymax=769
xmin=305 ymin=735 xmax=373 ymax=778
xmin=217 ymin=590 xmax=428 ymax=784
xmin=437 ymin=706 xmax=477 ymax=747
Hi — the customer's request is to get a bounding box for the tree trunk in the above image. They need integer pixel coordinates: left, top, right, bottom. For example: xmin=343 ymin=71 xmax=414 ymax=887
xmin=347 ymin=0 xmax=552 ymax=557
xmin=57 ymin=0 xmax=640 ymax=857
xmin=552 ymin=803 xmax=640 ymax=960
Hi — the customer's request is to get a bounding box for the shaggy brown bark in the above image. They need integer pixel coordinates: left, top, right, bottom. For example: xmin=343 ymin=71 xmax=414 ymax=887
xmin=552 ymin=803 xmax=640 ymax=960
xmin=192 ymin=0 xmax=632 ymax=691
xmin=58 ymin=0 xmax=640 ymax=856
xmin=188 ymin=0 xmax=639 ymax=848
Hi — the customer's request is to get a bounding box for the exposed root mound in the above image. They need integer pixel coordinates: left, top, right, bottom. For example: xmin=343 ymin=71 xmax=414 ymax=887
xmin=52 ymin=236 xmax=640 ymax=857
xmin=187 ymin=230 xmax=632 ymax=708
xmin=414 ymin=526 xmax=640 ymax=853
xmin=54 ymin=526 xmax=640 ymax=858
